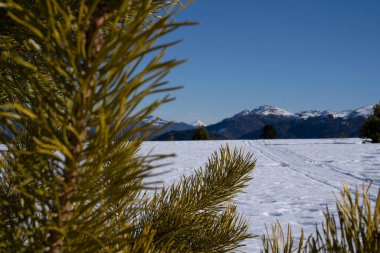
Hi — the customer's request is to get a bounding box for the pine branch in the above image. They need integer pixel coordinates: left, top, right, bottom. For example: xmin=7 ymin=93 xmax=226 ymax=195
xmin=0 ymin=1 xmax=261 ymax=252
xmin=0 ymin=1 xmax=191 ymax=252
xmin=142 ymin=145 xmax=256 ymax=252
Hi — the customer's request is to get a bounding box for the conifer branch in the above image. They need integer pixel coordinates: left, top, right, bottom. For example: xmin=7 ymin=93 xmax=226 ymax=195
xmin=142 ymin=146 xmax=256 ymax=252
xmin=0 ymin=1 xmax=260 ymax=252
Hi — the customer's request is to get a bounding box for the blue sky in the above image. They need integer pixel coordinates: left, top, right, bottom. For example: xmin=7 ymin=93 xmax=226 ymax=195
xmin=153 ymin=0 xmax=380 ymax=124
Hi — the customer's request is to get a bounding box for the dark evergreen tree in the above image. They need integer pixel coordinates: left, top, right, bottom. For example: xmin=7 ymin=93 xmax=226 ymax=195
xmin=168 ymin=132 xmax=175 ymax=141
xmin=375 ymin=103 xmax=380 ymax=117
xmin=261 ymin=124 xmax=277 ymax=139
xmin=360 ymin=104 xmax=380 ymax=143
xmin=192 ymin=126 xmax=210 ymax=140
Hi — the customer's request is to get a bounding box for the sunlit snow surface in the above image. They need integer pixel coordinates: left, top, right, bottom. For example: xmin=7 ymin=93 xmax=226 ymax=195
xmin=139 ymin=139 xmax=380 ymax=251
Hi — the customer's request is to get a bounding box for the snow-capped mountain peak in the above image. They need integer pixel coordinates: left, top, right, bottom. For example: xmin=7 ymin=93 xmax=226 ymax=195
xmin=296 ymin=110 xmax=334 ymax=119
xmin=295 ymin=105 xmax=374 ymax=119
xmin=238 ymin=105 xmax=294 ymax=117
xmin=235 ymin=105 xmax=374 ymax=120
xmin=348 ymin=105 xmax=374 ymax=118
xmin=142 ymin=116 xmax=169 ymax=126
xmin=191 ymin=120 xmax=206 ymax=127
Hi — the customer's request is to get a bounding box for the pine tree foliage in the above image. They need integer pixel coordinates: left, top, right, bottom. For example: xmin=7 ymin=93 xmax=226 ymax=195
xmin=0 ymin=1 xmax=256 ymax=252
xmin=306 ymin=184 xmax=380 ymax=253
xmin=261 ymin=222 xmax=305 ymax=253
xmin=144 ymin=146 xmax=256 ymax=252
xmin=261 ymin=183 xmax=380 ymax=253
xmin=361 ymin=104 xmax=380 ymax=143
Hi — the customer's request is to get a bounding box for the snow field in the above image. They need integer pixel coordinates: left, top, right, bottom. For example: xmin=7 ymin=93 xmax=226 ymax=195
xmin=139 ymin=139 xmax=380 ymax=251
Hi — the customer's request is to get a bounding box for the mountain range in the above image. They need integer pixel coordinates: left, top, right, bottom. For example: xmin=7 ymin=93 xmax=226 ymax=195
xmin=149 ymin=105 xmax=374 ymax=140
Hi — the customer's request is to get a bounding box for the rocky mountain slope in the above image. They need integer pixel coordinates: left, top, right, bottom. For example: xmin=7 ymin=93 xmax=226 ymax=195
xmin=153 ymin=105 xmax=373 ymax=140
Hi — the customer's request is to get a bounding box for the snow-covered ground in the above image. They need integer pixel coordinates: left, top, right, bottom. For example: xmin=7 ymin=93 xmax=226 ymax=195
xmin=139 ymin=139 xmax=380 ymax=251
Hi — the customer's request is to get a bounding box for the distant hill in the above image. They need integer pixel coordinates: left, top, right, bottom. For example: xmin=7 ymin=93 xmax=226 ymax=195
xmin=153 ymin=105 xmax=373 ymax=140
xmin=154 ymin=129 xmax=226 ymax=141
xmin=136 ymin=116 xmax=195 ymax=139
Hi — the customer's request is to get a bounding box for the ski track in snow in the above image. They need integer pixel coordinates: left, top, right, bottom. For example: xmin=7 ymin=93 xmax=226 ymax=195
xmin=245 ymin=140 xmax=342 ymax=190
xmin=139 ymin=139 xmax=380 ymax=252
